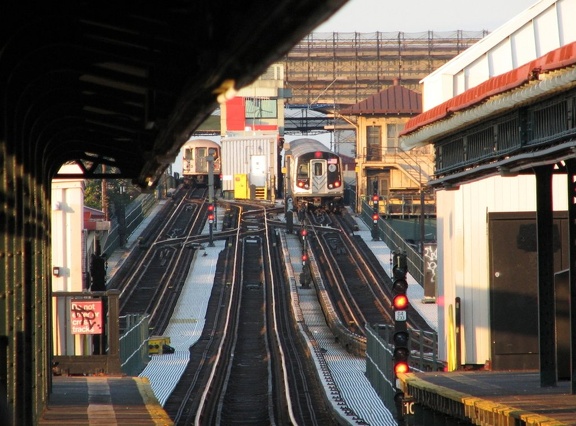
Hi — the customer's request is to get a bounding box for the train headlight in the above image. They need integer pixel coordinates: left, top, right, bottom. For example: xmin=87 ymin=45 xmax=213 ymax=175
xmin=328 ymin=184 xmax=333 ymax=189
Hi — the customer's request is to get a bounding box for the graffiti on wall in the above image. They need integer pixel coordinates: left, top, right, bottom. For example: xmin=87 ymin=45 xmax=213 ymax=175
xmin=423 ymin=243 xmax=437 ymax=299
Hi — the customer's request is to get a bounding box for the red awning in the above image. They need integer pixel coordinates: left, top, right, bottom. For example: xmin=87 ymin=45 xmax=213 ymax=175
xmin=401 ymin=41 xmax=576 ymax=136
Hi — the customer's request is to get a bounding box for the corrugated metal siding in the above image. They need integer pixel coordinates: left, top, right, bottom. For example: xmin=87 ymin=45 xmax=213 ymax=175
xmin=437 ymin=175 xmax=569 ymax=364
xmin=221 ymin=135 xmax=278 ymax=192
xmin=419 ymin=0 xmax=570 ymax=111
xmin=401 ymin=41 xmax=576 ymax=135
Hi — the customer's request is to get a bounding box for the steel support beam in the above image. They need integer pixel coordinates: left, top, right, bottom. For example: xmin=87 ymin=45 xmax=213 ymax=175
xmin=534 ymin=165 xmax=557 ymax=387
xmin=565 ymin=159 xmax=576 ymax=394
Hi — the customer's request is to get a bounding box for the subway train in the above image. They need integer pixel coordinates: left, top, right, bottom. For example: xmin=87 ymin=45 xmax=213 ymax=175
xmin=181 ymin=138 xmax=221 ymax=188
xmin=284 ymin=138 xmax=344 ymax=213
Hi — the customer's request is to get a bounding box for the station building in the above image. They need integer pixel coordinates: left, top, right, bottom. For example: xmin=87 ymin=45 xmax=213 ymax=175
xmin=400 ymin=0 xmax=576 ymax=372
xmin=339 ymin=79 xmax=436 ymax=217
xmin=51 ymin=164 xmax=110 ymax=356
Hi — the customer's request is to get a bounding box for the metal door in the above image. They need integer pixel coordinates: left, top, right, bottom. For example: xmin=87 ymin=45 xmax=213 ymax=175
xmin=311 ymin=159 xmax=327 ymax=193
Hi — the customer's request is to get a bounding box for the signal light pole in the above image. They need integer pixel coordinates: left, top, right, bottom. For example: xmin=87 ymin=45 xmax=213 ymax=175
xmin=391 ymin=250 xmax=410 ymax=421
xmin=207 ymin=203 xmax=215 ymax=247
xmin=207 ymin=153 xmax=215 ymax=247
xmin=371 ymin=193 xmax=380 ymax=241
xmin=299 ymin=226 xmax=311 ymax=288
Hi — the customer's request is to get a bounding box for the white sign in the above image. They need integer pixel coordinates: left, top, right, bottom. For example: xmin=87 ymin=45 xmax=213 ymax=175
xmin=395 ymin=310 xmax=407 ymax=321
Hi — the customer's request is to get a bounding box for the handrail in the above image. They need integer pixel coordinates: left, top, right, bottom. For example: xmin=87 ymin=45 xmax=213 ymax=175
xmin=360 ymin=199 xmax=424 ymax=286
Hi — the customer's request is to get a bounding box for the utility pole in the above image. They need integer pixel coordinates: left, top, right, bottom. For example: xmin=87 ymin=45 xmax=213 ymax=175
xmin=101 ymin=164 xmax=108 ymax=221
xmin=207 ymin=152 xmax=215 ymax=247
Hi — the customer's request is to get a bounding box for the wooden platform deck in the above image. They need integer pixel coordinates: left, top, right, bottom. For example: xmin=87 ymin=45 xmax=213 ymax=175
xmin=399 ymin=370 xmax=576 ymax=425
xmin=38 ymin=376 xmax=173 ymax=425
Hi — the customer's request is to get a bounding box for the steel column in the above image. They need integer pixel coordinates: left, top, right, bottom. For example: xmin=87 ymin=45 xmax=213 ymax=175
xmin=1 ymin=141 xmax=52 ymax=424
xmin=534 ymin=165 xmax=557 ymax=387
xmin=566 ymin=159 xmax=576 ymax=393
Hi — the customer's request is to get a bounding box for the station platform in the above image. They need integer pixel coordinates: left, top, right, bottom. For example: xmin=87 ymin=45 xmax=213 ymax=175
xmin=39 ymin=376 xmax=173 ymax=425
xmin=40 ymin=200 xmax=174 ymax=426
xmin=400 ymin=370 xmax=576 ymax=425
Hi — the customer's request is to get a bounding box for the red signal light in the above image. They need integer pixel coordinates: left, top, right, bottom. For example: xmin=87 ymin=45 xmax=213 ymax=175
xmin=300 ymin=229 xmax=308 ymax=237
xmin=393 ymin=294 xmax=409 ymax=310
xmin=372 ymin=213 xmax=379 ymax=222
xmin=394 ymin=361 xmax=410 ymax=375
xmin=208 ymin=214 xmax=214 ymax=222
xmin=207 ymin=204 xmax=214 ymax=212
xmin=372 ymin=194 xmax=379 ymax=202
xmin=302 ymin=253 xmax=308 ymax=262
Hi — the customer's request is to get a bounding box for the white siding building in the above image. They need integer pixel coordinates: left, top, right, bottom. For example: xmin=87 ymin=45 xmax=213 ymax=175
xmin=401 ymin=0 xmax=576 ymax=366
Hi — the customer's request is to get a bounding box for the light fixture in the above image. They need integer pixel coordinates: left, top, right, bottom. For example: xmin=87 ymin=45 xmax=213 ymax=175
xmin=213 ymin=79 xmax=237 ymax=104
xmin=52 ymin=267 xmax=61 ymax=276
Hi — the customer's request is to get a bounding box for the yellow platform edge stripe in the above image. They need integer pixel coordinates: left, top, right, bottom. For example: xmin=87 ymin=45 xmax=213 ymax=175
xmin=400 ymin=373 xmax=569 ymax=426
xmin=134 ymin=377 xmax=175 ymax=426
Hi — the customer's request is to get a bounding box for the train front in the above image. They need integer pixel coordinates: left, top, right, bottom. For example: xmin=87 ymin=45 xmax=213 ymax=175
xmin=292 ymin=149 xmax=344 ymax=212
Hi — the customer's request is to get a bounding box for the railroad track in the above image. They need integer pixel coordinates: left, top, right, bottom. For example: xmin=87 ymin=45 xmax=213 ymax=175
xmin=161 ymin=201 xmax=332 ymax=424
xmin=305 ymin=210 xmax=439 ymax=368
xmin=109 ymin=186 xmax=209 ymax=330
xmin=115 ymin=196 xmax=437 ymax=422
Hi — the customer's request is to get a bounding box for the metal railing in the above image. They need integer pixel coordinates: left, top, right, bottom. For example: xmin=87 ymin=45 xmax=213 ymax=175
xmin=103 ymin=193 xmax=156 ymax=256
xmin=52 ymin=290 xmax=122 ymax=375
xmin=119 ymin=314 xmax=150 ymax=376
xmin=360 ymin=198 xmax=424 ymax=285
xmin=52 ymin=291 xmax=151 ymax=376
xmin=365 ymin=323 xmax=443 ymax=412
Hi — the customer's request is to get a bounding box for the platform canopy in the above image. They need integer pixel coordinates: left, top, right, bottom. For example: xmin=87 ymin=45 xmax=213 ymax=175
xmin=1 ymin=0 xmax=348 ymax=189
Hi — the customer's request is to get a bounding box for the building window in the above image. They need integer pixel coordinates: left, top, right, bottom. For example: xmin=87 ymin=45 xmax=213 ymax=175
xmin=367 ymin=125 xmax=381 ymax=161
xmin=184 ymin=147 xmax=193 ymax=160
xmin=245 ymin=98 xmax=277 ymax=119
xmin=386 ymin=123 xmax=405 ymax=151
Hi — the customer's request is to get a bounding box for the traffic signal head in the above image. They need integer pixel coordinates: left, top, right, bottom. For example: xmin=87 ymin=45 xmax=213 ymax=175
xmin=208 ymin=213 xmax=214 ymax=223
xmin=393 ymin=358 xmax=410 ymax=375
xmin=393 ymin=329 xmax=409 ymax=347
xmin=393 ymin=330 xmax=410 ymax=376
xmin=207 ymin=204 xmax=214 ymax=212
xmin=392 ymin=252 xmax=408 ymax=280
xmin=301 ymin=252 xmax=308 ymax=264
xmin=393 ymin=294 xmax=409 ymax=311
xmin=372 ymin=213 xmax=379 ymax=223
xmin=300 ymin=228 xmax=308 ymax=237
xmin=392 ymin=277 xmax=408 ymax=295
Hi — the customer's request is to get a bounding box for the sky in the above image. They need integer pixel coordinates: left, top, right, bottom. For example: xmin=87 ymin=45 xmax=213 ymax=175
xmin=315 ymin=0 xmax=539 ymax=33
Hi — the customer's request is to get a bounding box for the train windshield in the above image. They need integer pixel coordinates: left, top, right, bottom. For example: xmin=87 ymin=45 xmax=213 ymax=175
xmin=313 ymin=162 xmax=323 ymax=176
xmin=297 ymin=163 xmax=309 ymax=179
